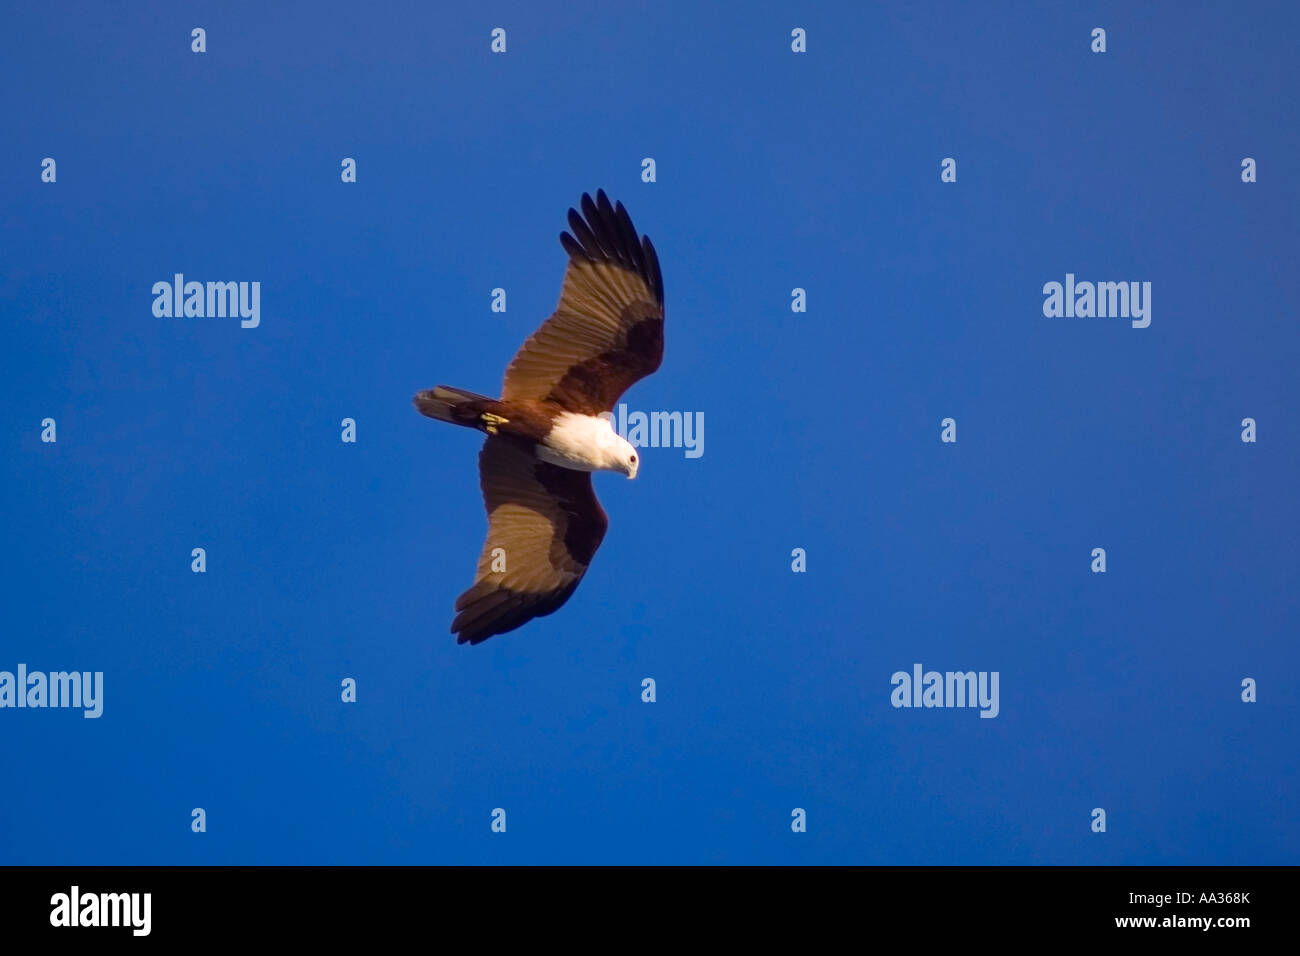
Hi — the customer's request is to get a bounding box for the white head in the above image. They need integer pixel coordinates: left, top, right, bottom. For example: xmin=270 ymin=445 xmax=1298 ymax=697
xmin=598 ymin=428 xmax=638 ymax=479
xmin=545 ymin=412 xmax=640 ymax=478
xmin=618 ymin=436 xmax=639 ymax=479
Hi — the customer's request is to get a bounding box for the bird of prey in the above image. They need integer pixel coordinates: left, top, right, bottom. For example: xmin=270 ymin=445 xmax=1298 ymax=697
xmin=414 ymin=190 xmax=664 ymax=644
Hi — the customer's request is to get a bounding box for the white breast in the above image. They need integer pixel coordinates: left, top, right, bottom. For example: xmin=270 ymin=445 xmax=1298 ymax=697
xmin=536 ymin=412 xmax=617 ymax=472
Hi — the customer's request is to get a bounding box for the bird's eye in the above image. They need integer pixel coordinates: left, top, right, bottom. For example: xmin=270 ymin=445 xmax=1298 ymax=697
xmin=630 ymin=454 xmax=637 ymax=463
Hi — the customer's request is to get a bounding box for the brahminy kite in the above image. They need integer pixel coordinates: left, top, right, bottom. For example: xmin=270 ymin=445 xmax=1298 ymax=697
xmin=414 ymin=190 xmax=664 ymax=644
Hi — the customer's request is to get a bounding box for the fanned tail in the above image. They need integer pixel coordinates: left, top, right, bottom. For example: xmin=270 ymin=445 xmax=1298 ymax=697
xmin=413 ymin=385 xmax=494 ymax=428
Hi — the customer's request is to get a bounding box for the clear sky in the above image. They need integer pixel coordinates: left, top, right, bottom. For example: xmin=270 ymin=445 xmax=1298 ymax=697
xmin=2 ymin=0 xmax=1296 ymax=864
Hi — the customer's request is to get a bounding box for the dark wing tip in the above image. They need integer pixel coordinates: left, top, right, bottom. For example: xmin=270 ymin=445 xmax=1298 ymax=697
xmin=641 ymin=235 xmax=663 ymax=303
xmin=580 ymin=192 xmax=600 ymax=230
xmin=559 ymin=230 xmax=588 ymax=261
xmin=560 ymin=189 xmax=662 ymax=304
xmin=451 ymin=589 xmax=528 ymax=645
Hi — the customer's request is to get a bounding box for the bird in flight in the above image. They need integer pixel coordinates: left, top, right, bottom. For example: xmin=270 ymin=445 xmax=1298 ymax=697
xmin=414 ymin=190 xmax=665 ymax=644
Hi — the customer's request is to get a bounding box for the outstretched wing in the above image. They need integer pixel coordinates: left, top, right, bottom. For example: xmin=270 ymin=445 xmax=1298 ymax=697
xmin=501 ymin=189 xmax=664 ymax=415
xmin=451 ymin=437 xmax=609 ymax=644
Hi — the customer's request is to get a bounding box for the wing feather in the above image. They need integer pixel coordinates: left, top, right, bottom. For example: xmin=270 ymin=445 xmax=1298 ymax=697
xmin=451 ymin=438 xmax=608 ymax=644
xmin=501 ymin=190 xmax=664 ymax=415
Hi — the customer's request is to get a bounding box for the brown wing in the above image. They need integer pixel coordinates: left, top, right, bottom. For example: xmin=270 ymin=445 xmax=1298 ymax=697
xmin=501 ymin=190 xmax=664 ymax=415
xmin=451 ymin=437 xmax=609 ymax=645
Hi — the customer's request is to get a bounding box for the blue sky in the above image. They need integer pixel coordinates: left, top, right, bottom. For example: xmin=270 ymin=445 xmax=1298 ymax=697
xmin=1 ymin=0 xmax=1296 ymax=864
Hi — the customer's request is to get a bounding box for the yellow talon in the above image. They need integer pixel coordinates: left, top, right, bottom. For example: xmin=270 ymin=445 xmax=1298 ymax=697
xmin=481 ymin=412 xmax=509 ymax=425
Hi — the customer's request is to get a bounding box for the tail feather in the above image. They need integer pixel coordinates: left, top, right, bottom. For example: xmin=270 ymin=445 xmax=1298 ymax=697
xmin=413 ymin=385 xmax=494 ymax=427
